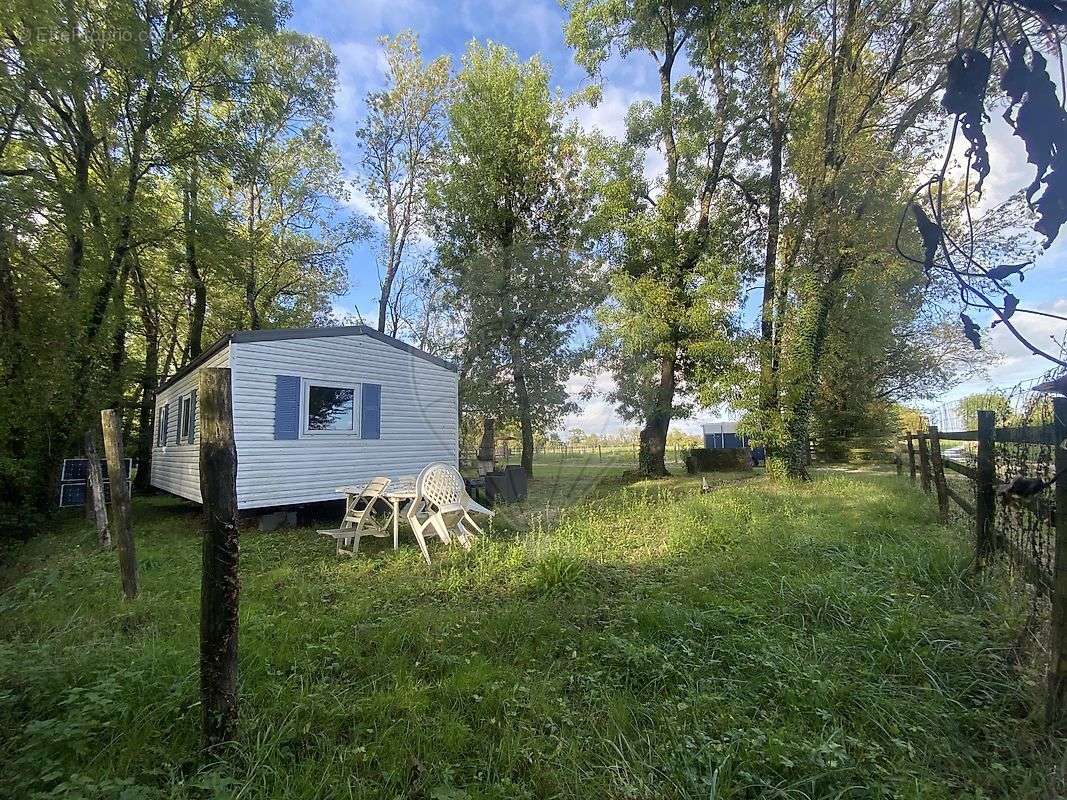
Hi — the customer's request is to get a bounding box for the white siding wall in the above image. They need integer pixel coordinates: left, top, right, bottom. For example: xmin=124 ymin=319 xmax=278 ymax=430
xmin=230 ymin=335 xmax=458 ymax=509
xmin=150 ymin=347 xmax=230 ymax=503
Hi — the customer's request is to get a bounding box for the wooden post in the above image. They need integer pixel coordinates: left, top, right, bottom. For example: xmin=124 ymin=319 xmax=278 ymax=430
xmin=928 ymin=425 xmax=950 ymax=524
xmin=975 ymin=410 xmax=996 ymax=563
xmin=198 ymin=367 xmax=240 ymax=750
xmin=1047 ymin=397 xmax=1067 ymax=730
xmin=906 ymin=433 xmax=917 ymax=481
xmin=917 ymin=432 xmax=931 ymax=494
xmin=100 ymin=409 xmax=138 ymax=599
xmin=84 ymin=429 xmax=110 ymax=547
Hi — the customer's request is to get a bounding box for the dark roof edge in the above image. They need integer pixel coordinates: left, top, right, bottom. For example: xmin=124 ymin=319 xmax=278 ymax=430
xmin=229 ymin=326 xmax=457 ymax=372
xmin=155 ymin=325 xmax=456 ymax=395
xmin=155 ymin=332 xmax=234 ymax=395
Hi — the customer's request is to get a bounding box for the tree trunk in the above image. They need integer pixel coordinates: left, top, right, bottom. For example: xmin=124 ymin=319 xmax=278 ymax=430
xmin=782 ymin=269 xmax=840 ymax=479
xmin=198 ymin=367 xmax=240 ymax=751
xmin=637 ymin=12 xmax=680 ymax=481
xmin=0 ymin=226 xmax=20 ymax=382
xmin=509 ymin=338 xmax=535 ymax=476
xmin=780 ymin=0 xmax=858 ymax=479
xmin=131 ymin=262 xmax=159 ymax=491
xmin=758 ymin=25 xmax=785 ymax=453
xmin=245 ymin=187 xmax=260 ymax=330
xmin=84 ymin=429 xmax=110 ymax=547
xmin=377 ymin=248 xmax=399 ymax=334
xmin=185 ymin=164 xmax=206 ymax=358
xmin=639 ymin=351 xmax=675 ymax=477
xmin=101 ymin=409 xmax=138 ymax=599
xmin=109 ymin=263 xmax=130 ymax=407
xmin=477 ymin=417 xmax=496 ymax=463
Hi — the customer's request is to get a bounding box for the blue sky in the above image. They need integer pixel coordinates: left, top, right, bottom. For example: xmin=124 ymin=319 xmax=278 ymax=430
xmin=287 ymin=0 xmax=1066 ymax=435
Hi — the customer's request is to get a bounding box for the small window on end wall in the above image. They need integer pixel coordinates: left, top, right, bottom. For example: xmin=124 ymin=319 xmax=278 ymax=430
xmin=304 ymin=382 xmax=358 ymax=434
xmin=157 ymin=405 xmax=168 ymax=447
xmin=179 ymin=395 xmax=193 ymax=441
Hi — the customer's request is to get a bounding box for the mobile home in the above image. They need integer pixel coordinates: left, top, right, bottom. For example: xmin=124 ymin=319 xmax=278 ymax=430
xmin=151 ymin=326 xmax=459 ymax=510
xmin=702 ymin=421 xmax=748 ymax=450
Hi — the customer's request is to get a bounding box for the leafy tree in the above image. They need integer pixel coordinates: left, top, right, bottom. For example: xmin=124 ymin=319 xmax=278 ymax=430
xmin=566 ymin=0 xmax=758 ymax=476
xmin=0 ymin=1 xmax=363 ymax=532
xmin=221 ymin=30 xmax=363 ymax=331
xmin=758 ymin=0 xmax=958 ymax=477
xmin=431 ymin=42 xmax=603 ymax=476
xmin=957 ymin=392 xmax=1012 ymax=429
xmin=355 ymin=32 xmax=451 ymax=336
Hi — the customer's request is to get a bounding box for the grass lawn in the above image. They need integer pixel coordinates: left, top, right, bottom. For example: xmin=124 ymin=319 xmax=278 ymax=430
xmin=0 ymin=465 xmax=1061 ymax=799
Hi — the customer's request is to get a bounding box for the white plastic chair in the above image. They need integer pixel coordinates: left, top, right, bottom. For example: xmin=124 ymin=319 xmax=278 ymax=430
xmin=407 ymin=463 xmax=495 ymax=564
xmin=434 ymin=464 xmax=494 ymax=539
xmin=318 ymin=476 xmax=391 ymax=557
xmin=459 ymin=494 xmax=494 ymax=537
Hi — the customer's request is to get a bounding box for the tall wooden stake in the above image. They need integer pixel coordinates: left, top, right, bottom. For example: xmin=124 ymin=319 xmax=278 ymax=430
xmin=101 ymin=409 xmax=138 ymax=599
xmin=928 ymin=425 xmax=950 ymax=524
xmin=84 ymin=429 xmax=110 ymax=547
xmin=198 ymin=367 xmax=240 ymax=750
xmin=906 ymin=433 xmax=916 ymax=481
xmin=975 ymin=410 xmax=996 ymax=564
xmin=1047 ymin=397 xmax=1067 ymax=731
xmin=917 ymin=432 xmax=932 ymax=494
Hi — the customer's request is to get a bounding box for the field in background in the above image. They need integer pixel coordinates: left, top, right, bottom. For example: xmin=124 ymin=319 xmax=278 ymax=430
xmin=1 ymin=465 xmax=1061 ymax=798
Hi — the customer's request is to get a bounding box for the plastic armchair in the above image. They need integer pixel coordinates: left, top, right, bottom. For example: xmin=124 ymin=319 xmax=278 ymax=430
xmin=407 ymin=463 xmax=468 ymax=565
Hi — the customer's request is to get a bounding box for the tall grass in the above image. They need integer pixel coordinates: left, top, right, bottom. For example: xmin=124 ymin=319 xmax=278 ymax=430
xmin=0 ymin=472 xmax=1060 ymax=798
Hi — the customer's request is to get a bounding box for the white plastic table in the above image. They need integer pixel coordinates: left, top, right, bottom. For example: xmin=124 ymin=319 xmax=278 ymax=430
xmin=335 ymin=477 xmax=417 ymax=550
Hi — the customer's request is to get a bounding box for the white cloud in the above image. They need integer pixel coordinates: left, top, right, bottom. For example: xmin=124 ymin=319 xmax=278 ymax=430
xmin=930 ymin=299 xmax=1067 ymax=413
xmin=570 ymin=85 xmax=666 ymax=184
xmin=341 ymin=173 xmax=380 ymax=221
xmin=558 ymin=369 xmax=725 ymax=438
xmin=458 ymin=0 xmax=565 ymax=55
xmin=329 ymin=299 xmax=376 ymax=325
xmin=332 ymin=40 xmax=390 ymax=136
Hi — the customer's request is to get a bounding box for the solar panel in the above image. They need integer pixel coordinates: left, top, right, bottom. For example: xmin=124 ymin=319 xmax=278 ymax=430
xmin=58 ymin=457 xmax=135 ymax=507
xmin=59 ymin=483 xmax=87 ymax=507
xmin=61 ymin=458 xmax=89 ymax=482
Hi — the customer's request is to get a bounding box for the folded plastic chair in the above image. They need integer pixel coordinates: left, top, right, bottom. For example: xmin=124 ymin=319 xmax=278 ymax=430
xmin=317 ymin=476 xmax=391 ymax=557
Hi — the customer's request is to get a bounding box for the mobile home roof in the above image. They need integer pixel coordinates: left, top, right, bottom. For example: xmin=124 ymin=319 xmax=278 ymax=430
xmin=157 ymin=325 xmax=457 ymax=394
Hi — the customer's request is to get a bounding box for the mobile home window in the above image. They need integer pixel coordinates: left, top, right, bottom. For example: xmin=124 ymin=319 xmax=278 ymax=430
xmin=157 ymin=404 xmax=168 ymax=447
xmin=304 ymin=382 xmax=357 ymax=434
xmin=179 ymin=394 xmax=193 ymax=441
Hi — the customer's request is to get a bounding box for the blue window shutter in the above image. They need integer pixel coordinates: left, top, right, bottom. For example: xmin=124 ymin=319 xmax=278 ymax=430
xmin=187 ymin=389 xmax=197 ymax=444
xmin=274 ymin=375 xmax=301 ymax=440
xmin=361 ymin=383 xmax=381 ymax=440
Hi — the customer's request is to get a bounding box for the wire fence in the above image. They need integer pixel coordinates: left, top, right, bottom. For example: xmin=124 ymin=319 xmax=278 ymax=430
xmin=898 ymin=371 xmax=1067 ymax=727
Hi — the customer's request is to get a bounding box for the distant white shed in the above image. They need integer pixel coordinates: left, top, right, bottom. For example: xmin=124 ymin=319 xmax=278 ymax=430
xmin=151 ymin=326 xmax=458 ymax=510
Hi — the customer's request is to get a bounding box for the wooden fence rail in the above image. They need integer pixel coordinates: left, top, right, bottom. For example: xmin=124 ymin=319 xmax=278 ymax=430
xmin=901 ymin=402 xmax=1067 ymax=731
